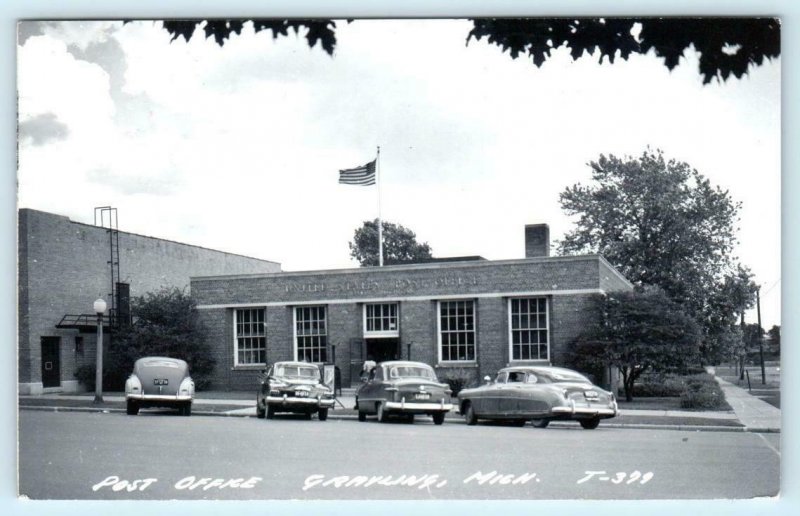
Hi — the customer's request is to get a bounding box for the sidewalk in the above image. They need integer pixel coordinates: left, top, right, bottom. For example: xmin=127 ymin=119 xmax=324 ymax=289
xmin=19 ymin=383 xmax=778 ymax=432
xmin=716 ymin=378 xmax=781 ymax=433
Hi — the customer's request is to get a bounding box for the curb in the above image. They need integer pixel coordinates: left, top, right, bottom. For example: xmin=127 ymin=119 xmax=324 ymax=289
xmin=19 ymin=405 xmax=775 ymax=433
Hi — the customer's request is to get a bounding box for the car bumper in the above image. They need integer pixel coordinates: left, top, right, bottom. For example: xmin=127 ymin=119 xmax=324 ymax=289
xmin=551 ymin=399 xmax=618 ymax=418
xmin=126 ymin=394 xmax=192 ymax=402
xmin=266 ymin=395 xmax=335 ymax=408
xmin=384 ymin=400 xmax=453 ymax=413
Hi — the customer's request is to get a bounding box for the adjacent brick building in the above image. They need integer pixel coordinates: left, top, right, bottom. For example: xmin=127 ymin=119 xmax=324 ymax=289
xmin=17 ymin=208 xmax=281 ymax=394
xmin=192 ymin=224 xmax=633 ymax=390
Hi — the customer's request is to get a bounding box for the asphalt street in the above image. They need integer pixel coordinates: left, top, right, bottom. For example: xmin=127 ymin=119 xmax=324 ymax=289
xmin=18 ymin=410 xmax=780 ymax=500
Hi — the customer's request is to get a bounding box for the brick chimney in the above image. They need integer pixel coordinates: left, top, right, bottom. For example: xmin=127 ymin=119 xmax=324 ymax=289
xmin=524 ymin=224 xmax=550 ymax=258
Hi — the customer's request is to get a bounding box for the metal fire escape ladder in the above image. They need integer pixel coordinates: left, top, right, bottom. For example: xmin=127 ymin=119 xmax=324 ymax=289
xmin=94 ymin=207 xmax=120 ymax=327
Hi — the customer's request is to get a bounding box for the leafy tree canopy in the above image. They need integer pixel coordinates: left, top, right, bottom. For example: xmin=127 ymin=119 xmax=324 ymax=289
xmin=558 ymin=149 xmax=757 ymax=364
xmin=349 ymin=219 xmax=433 ymax=267
xmin=77 ymin=287 xmax=216 ymax=390
xmin=155 ymin=17 xmax=779 ymax=84
xmin=570 ymin=287 xmax=702 ymax=401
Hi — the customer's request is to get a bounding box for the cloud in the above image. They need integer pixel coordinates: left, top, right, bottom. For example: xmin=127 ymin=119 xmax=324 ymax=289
xmin=18 ymin=112 xmax=69 ymax=145
xmin=86 ymin=167 xmax=182 ymax=196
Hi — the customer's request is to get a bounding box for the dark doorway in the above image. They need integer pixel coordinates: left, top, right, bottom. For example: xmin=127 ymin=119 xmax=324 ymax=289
xmin=365 ymin=338 xmax=400 ymax=363
xmin=41 ymin=337 xmax=61 ymax=388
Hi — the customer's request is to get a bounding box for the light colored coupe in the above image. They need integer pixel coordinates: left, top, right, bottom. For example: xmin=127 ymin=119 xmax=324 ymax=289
xmin=457 ymin=366 xmax=617 ymax=429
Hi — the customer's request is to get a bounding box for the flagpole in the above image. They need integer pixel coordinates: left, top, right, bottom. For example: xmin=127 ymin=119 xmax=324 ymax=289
xmin=377 ymin=146 xmax=383 ymax=267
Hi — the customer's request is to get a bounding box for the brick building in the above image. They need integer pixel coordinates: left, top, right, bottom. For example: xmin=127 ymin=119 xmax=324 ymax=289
xmin=192 ymin=224 xmax=633 ymax=390
xmin=17 ymin=208 xmax=281 ymax=394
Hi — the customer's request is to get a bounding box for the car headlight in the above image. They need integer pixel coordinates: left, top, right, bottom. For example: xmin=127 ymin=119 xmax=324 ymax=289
xmin=125 ymin=374 xmax=142 ymax=394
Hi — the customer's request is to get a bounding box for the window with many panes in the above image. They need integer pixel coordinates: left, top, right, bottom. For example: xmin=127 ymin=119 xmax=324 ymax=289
xmin=364 ymin=303 xmax=399 ymax=336
xmin=295 ymin=306 xmax=327 ymax=363
xmin=509 ymin=297 xmax=549 ymax=361
xmin=438 ymin=300 xmax=476 ymax=362
xmin=235 ymin=308 xmax=266 ymax=366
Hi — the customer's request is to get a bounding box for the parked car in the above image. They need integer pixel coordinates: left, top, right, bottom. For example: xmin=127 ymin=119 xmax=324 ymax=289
xmin=355 ymin=361 xmax=453 ymax=424
xmin=256 ymin=361 xmax=335 ymax=420
xmin=457 ymin=366 xmax=617 ymax=429
xmin=124 ymin=357 xmax=195 ymax=416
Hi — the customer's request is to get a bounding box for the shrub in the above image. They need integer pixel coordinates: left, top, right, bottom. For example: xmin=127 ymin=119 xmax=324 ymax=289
xmin=679 ymin=373 xmax=728 ymax=409
xmin=630 ymin=377 xmax=686 ymax=397
xmin=436 ymin=367 xmax=477 ymax=396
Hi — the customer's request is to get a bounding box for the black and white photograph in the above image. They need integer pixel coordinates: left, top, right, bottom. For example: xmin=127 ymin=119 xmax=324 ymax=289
xmin=11 ymin=6 xmax=787 ymax=509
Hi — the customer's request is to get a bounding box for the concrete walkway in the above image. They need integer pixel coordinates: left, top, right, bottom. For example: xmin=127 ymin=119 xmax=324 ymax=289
xmin=716 ymin=378 xmax=782 ymax=432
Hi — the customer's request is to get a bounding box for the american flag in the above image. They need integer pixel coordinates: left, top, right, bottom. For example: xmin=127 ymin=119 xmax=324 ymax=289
xmin=338 ymin=159 xmax=376 ymax=185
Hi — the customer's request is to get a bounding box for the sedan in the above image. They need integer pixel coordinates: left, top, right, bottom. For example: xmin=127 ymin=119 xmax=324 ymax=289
xmin=457 ymin=366 xmax=617 ymax=429
xmin=356 ymin=361 xmax=453 ymax=424
xmin=256 ymin=361 xmax=335 ymax=420
xmin=124 ymin=357 xmax=195 ymax=416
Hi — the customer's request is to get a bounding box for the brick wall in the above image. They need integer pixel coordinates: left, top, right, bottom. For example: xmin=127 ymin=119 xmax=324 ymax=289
xmin=18 ymin=208 xmax=280 ymax=393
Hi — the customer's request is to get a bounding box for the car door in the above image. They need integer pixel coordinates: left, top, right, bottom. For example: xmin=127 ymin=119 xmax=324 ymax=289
xmin=518 ymin=372 xmax=550 ymax=416
xmin=499 ymin=371 xmax=526 ymax=416
xmin=478 ymin=371 xmax=508 ymax=416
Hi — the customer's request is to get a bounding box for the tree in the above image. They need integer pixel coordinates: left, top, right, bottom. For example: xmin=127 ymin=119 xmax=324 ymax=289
xmin=75 ymin=287 xmax=216 ymax=390
xmin=570 ymin=288 xmax=702 ymax=401
xmin=558 ymin=149 xmax=757 ymax=364
xmin=767 ymin=325 xmax=781 ymax=356
xmin=349 ymin=219 xmax=433 ymax=266
xmin=156 ymin=18 xmax=780 ymax=84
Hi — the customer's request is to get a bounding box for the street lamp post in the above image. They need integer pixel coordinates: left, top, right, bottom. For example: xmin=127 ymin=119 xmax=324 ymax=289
xmin=93 ymin=298 xmax=107 ymax=404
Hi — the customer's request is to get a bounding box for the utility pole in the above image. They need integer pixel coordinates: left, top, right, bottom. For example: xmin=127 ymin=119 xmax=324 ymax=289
xmin=739 ymin=311 xmax=745 ymax=380
xmin=757 ymin=286 xmax=765 ymax=385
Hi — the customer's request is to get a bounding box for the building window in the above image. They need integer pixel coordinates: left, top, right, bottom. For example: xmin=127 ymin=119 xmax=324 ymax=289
xmin=364 ymin=303 xmax=399 ymax=336
xmin=438 ymin=300 xmax=476 ymax=362
xmin=295 ymin=306 xmax=327 ymax=363
xmin=509 ymin=298 xmax=549 ymax=361
xmin=235 ymin=308 xmax=266 ymax=366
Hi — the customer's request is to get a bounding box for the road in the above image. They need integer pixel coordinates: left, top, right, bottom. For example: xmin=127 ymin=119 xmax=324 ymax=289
xmin=18 ymin=410 xmax=780 ymax=500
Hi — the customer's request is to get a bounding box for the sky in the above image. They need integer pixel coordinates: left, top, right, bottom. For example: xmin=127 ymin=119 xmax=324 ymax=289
xmin=16 ymin=18 xmax=781 ymax=328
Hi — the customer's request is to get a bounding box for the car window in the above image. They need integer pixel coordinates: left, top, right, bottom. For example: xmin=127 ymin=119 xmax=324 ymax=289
xmin=525 ymin=373 xmax=538 ymax=384
xmin=495 ymin=372 xmax=509 ymax=383
xmin=275 ymin=365 xmax=320 ymax=380
xmin=508 ymin=371 xmax=526 ymax=383
xmin=141 ymin=359 xmax=180 ymax=368
xmin=389 ymin=366 xmax=435 ymax=380
xmin=537 ymin=370 xmax=590 ymax=384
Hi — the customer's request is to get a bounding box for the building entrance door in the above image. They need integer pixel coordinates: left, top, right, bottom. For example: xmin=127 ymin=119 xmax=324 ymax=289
xmin=41 ymin=337 xmax=61 ymax=388
xmin=365 ymin=338 xmax=400 ymax=363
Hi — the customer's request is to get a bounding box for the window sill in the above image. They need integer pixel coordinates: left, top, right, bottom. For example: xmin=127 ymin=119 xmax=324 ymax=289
xmin=435 ymin=362 xmax=479 ymax=368
xmin=506 ymin=360 xmax=550 ymax=367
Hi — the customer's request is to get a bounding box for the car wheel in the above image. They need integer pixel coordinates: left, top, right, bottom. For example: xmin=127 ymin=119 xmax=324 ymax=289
xmin=463 ymin=402 xmax=477 ymax=426
xmin=181 ymin=402 xmax=192 ymax=417
xmin=318 ymin=408 xmax=328 ymax=421
xmin=358 ymin=410 xmax=367 ymax=422
xmin=256 ymin=398 xmax=266 ymax=419
xmin=266 ymin=406 xmax=275 ymax=419
xmin=511 ymin=419 xmax=527 ymax=427
xmin=531 ymin=419 xmax=550 ymax=428
xmin=126 ymin=400 xmax=139 ymax=416
xmin=377 ymin=402 xmax=387 ymax=423
xmin=405 ymin=414 xmax=415 ymax=424
xmin=580 ymin=418 xmax=600 ymax=430
xmin=432 ymin=412 xmax=445 ymax=425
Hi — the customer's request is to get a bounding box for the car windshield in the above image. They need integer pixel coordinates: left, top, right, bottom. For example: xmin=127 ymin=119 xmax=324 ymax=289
xmin=140 ymin=359 xmax=180 ymax=368
xmin=389 ymin=366 xmax=435 ymax=380
xmin=276 ymin=365 xmax=319 ymax=379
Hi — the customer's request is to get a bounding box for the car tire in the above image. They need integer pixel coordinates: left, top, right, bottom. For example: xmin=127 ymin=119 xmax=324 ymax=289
xmin=580 ymin=418 xmax=600 ymax=430
xmin=126 ymin=400 xmax=139 ymax=416
xmin=432 ymin=412 xmax=445 ymax=425
xmin=377 ymin=402 xmax=387 ymax=423
xmin=463 ymin=403 xmax=477 ymax=426
xmin=405 ymin=414 xmax=415 ymax=424
xmin=531 ymin=419 xmax=550 ymax=428
xmin=266 ymin=406 xmax=275 ymax=419
xmin=318 ymin=408 xmax=328 ymax=421
xmin=181 ymin=402 xmax=192 ymax=417
xmin=256 ymin=399 xmax=266 ymax=419
xmin=358 ymin=410 xmax=367 ymax=422
xmin=511 ymin=419 xmax=527 ymax=427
